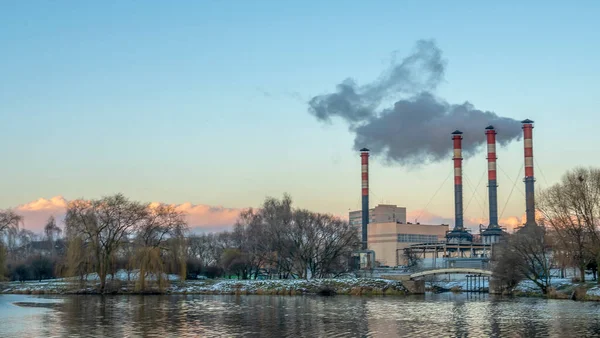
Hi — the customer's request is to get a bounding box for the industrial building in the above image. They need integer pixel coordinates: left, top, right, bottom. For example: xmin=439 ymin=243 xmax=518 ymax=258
xmin=349 ymin=204 xmax=448 ymax=266
xmin=355 ymin=119 xmax=537 ymax=269
xmin=349 ymin=204 xmax=407 ymax=228
xmin=368 ymin=221 xmax=449 ymax=266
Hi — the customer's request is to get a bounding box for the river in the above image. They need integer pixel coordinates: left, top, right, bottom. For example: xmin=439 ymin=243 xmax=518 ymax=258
xmin=1 ymin=293 xmax=600 ymax=337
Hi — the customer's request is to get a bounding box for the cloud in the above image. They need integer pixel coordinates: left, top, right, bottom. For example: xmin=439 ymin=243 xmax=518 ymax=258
xmin=170 ymin=202 xmax=243 ymax=232
xmin=17 ymin=196 xmax=68 ymax=212
xmin=14 ymin=196 xmax=68 ymax=232
xmin=498 ymin=211 xmax=543 ymax=233
xmin=12 ymin=196 xmax=244 ymax=233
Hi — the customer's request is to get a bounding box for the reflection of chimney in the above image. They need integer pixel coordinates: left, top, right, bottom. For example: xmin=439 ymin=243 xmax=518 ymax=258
xmin=452 ymin=130 xmax=464 ymax=230
xmin=360 ymin=148 xmax=370 ymax=250
xmin=486 ymin=126 xmax=499 ymax=228
xmin=522 ymin=119 xmax=536 ymax=226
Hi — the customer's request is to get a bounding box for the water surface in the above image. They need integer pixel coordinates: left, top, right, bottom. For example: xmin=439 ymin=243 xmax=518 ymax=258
xmin=2 ymin=293 xmax=600 ymax=337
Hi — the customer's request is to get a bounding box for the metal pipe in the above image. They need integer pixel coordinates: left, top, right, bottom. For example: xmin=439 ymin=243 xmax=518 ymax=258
xmin=522 ymin=120 xmax=536 ymax=226
xmin=360 ymin=148 xmax=370 ymax=250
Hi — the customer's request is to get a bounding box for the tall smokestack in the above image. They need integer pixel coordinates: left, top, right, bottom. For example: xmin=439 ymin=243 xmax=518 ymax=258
xmin=486 ymin=126 xmax=499 ymax=228
xmin=447 ymin=130 xmax=473 ymax=243
xmin=452 ymin=130 xmax=464 ymax=231
xmin=360 ymin=148 xmax=370 ymax=250
xmin=522 ymin=119 xmax=536 ymax=227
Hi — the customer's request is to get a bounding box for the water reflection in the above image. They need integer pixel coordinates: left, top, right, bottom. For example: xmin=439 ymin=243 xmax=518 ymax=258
xmin=2 ymin=293 xmax=600 ymax=337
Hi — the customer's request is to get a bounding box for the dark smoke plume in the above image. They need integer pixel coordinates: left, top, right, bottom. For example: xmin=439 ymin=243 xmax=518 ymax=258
xmin=309 ymin=39 xmax=521 ymax=166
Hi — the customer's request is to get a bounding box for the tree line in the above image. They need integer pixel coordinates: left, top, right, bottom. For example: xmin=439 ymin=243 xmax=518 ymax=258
xmin=492 ymin=166 xmax=600 ymax=294
xmin=189 ymin=194 xmax=360 ymax=280
xmin=0 ymin=193 xmax=359 ymax=293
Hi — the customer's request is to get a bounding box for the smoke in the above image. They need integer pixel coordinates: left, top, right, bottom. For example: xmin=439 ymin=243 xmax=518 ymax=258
xmin=308 ymin=39 xmax=522 ymax=166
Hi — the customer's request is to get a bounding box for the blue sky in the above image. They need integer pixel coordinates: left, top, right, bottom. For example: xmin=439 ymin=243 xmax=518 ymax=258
xmin=1 ymin=1 xmax=599 ymax=228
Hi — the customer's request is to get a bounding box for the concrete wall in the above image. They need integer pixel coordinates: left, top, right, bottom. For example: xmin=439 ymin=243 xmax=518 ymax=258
xmin=368 ymin=222 xmax=449 ymax=266
xmin=349 ymin=204 xmax=407 ymax=227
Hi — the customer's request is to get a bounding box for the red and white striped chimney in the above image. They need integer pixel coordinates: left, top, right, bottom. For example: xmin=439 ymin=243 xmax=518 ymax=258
xmin=485 ymin=126 xmax=499 ymax=227
xmin=452 ymin=130 xmax=464 ymax=230
xmin=360 ymin=148 xmax=370 ymax=250
xmin=522 ymin=119 xmax=536 ymax=226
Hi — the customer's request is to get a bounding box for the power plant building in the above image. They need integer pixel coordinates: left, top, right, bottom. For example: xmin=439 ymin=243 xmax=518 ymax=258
xmin=354 ymin=119 xmax=538 ymax=269
xmin=368 ymin=221 xmax=449 ymax=266
xmin=349 ymin=204 xmax=407 ymax=228
xmin=349 ymin=205 xmax=448 ymax=266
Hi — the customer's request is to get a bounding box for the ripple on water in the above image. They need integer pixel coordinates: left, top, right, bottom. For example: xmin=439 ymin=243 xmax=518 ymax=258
xmin=1 ymin=294 xmax=600 ymax=337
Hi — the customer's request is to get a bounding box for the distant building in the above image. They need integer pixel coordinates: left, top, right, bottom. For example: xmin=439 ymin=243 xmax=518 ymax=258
xmin=368 ymin=222 xmax=449 ymax=267
xmin=349 ymin=204 xmax=450 ymax=267
xmin=349 ymin=204 xmax=407 ymax=228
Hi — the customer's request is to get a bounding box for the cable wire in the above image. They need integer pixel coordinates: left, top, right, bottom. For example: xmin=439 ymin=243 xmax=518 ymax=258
xmin=464 ymin=170 xmax=486 ymax=215
xmin=499 ymin=164 xmax=524 ymax=220
xmin=498 ymin=164 xmax=526 ymax=198
xmin=415 ymin=169 xmax=453 ymax=222
xmin=535 ymin=158 xmax=550 ymax=187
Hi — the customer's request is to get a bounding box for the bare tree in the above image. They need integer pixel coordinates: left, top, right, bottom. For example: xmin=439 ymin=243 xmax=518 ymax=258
xmin=508 ymin=225 xmax=553 ymax=294
xmin=206 ymin=195 xmax=359 ymax=281
xmin=490 ymin=240 xmax=525 ymax=292
xmin=17 ymin=229 xmax=36 ymax=257
xmin=188 ymin=233 xmax=222 ymax=268
xmin=402 ymin=248 xmax=423 ymax=272
xmin=65 ymin=194 xmax=147 ymax=293
xmin=44 ymin=216 xmax=62 ymax=253
xmin=0 ymin=209 xmax=21 ymax=233
xmin=538 ymin=167 xmax=600 ymax=282
xmin=279 ymin=205 xmax=359 ymax=279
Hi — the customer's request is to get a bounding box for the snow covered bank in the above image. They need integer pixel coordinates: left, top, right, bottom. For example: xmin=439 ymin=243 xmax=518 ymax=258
xmin=0 ymin=277 xmax=409 ymax=296
xmin=426 ymin=275 xmax=600 ymax=300
xmin=170 ymin=278 xmax=408 ymax=295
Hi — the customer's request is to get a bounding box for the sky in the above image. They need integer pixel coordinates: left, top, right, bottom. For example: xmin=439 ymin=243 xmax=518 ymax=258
xmin=1 ymin=1 xmax=599 ymax=232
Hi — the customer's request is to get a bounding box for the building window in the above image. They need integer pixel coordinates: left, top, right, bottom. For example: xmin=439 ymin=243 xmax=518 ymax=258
xmin=397 ymin=234 xmax=438 ymax=243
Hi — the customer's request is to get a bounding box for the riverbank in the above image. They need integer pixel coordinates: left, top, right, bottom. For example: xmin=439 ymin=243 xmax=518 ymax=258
xmin=5 ymin=275 xmax=600 ymax=300
xmin=427 ymin=278 xmax=600 ymax=301
xmin=0 ymin=277 xmax=410 ymax=296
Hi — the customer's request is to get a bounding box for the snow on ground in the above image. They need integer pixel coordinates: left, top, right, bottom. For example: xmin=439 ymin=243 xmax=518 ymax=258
xmin=170 ymin=278 xmax=407 ymax=295
xmin=426 ymin=275 xmax=580 ymax=294
xmin=514 ymin=278 xmax=575 ymax=293
xmin=0 ymin=276 xmax=407 ymax=295
xmin=82 ymin=270 xmax=180 ymax=282
xmin=586 ymin=286 xmax=600 ymax=298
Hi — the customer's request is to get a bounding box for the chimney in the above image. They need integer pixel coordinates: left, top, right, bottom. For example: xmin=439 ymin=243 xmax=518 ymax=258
xmin=522 ymin=119 xmax=536 ymax=226
xmin=360 ymin=148 xmax=370 ymax=250
xmin=486 ymin=126 xmax=499 ymax=228
xmin=452 ymin=130 xmax=464 ymax=230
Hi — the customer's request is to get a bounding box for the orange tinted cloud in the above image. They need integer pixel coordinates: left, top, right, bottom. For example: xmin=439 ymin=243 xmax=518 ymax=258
xmin=15 ymin=196 xmax=68 ymax=232
xmin=498 ymin=210 xmax=543 ymax=233
xmin=13 ymin=196 xmax=244 ymax=233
